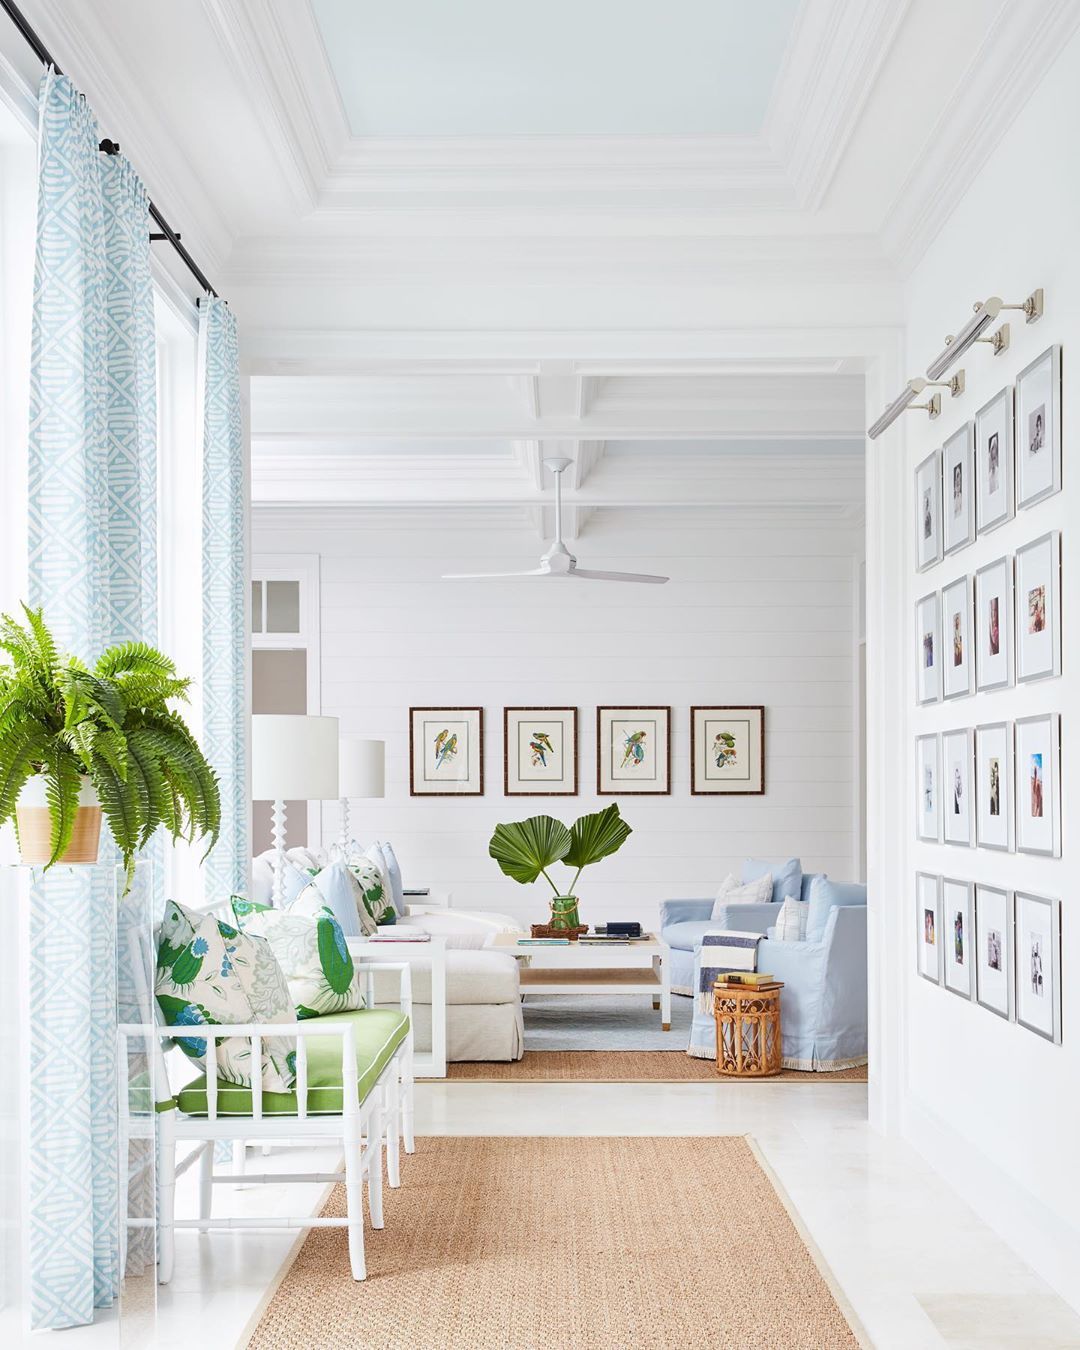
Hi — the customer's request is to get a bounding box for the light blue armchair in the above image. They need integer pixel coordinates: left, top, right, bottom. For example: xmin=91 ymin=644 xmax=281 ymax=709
xmin=661 ymin=858 xmax=815 ymax=994
xmin=662 ymin=873 xmax=868 ymax=1071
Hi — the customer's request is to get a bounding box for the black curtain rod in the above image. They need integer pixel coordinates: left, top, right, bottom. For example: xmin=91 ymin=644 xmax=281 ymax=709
xmin=1 ymin=0 xmax=220 ymax=299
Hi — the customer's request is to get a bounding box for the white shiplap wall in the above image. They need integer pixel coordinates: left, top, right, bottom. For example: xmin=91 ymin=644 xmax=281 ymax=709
xmin=254 ymin=514 xmax=863 ymax=931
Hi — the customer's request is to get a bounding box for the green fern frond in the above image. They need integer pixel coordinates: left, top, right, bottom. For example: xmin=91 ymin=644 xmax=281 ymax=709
xmin=95 ymin=642 xmax=177 ymax=680
xmin=89 ymin=758 xmax=141 ymax=884
xmin=92 ymin=726 xmax=128 ymax=782
xmin=22 ymin=603 xmax=59 ymax=673
xmin=43 ymin=746 xmax=83 ymax=866
xmin=0 ymin=722 xmax=49 ymax=826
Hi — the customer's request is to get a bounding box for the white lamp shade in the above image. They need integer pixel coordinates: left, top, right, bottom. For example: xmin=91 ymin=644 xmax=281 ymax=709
xmin=339 ymin=738 xmax=386 ymax=798
xmin=251 ymin=714 xmax=340 ymax=800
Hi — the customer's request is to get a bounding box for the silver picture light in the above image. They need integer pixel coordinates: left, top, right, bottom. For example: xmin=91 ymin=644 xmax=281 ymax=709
xmin=926 ymin=289 xmax=1043 ymax=380
xmin=866 ymin=373 xmax=964 ymax=441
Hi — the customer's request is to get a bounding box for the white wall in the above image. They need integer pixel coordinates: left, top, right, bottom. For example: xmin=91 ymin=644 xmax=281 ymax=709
xmin=893 ymin=26 xmax=1080 ymax=1311
xmin=254 ymin=512 xmax=862 ymax=930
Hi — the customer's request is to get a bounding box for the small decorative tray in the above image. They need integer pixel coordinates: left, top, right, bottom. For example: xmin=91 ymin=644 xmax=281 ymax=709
xmin=530 ymin=923 xmax=588 ymax=941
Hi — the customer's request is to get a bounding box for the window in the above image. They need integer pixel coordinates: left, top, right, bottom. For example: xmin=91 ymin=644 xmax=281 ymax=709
xmin=251 ymin=556 xmax=322 ymax=851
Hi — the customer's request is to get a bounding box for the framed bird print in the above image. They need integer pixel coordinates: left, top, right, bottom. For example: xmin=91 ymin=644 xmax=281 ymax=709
xmin=504 ymin=707 xmax=577 ymax=795
xmin=409 ymin=707 xmax=484 ymax=796
xmin=690 ymin=705 xmax=765 ymax=795
xmin=596 ymin=706 xmax=671 ymax=795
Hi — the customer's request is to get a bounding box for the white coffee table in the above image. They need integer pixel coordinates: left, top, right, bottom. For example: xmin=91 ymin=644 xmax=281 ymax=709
xmin=489 ymin=932 xmax=672 ymax=1030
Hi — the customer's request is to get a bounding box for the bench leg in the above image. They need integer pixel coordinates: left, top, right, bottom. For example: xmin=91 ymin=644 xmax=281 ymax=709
xmin=367 ymin=1096 xmax=385 ymax=1230
xmin=402 ymin=1040 xmax=416 ymax=1155
xmin=156 ymin=1119 xmax=176 ymax=1285
xmin=198 ymin=1141 xmax=213 ymax=1230
xmin=343 ymin=1117 xmax=366 ymax=1281
xmin=384 ymin=1079 xmax=401 ymax=1188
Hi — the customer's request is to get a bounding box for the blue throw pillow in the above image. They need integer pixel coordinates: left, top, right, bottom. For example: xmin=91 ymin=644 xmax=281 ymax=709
xmin=303 ymin=860 xmax=364 ymax=938
xmin=380 ymin=842 xmax=405 ymax=916
xmin=742 ymin=857 xmax=801 ymax=906
xmin=805 ymin=875 xmax=866 ymax=942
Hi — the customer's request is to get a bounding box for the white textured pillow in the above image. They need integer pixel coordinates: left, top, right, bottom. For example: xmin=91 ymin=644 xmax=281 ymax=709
xmin=774 ymin=896 xmax=809 ymax=942
xmin=710 ymin=871 xmax=773 ymax=919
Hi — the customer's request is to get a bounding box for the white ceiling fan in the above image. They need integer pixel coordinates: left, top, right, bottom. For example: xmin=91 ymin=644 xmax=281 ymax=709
xmin=442 ymin=458 xmax=669 ymax=585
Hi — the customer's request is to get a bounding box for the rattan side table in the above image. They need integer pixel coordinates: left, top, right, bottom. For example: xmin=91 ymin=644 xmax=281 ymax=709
xmin=712 ymin=980 xmax=784 ymax=1077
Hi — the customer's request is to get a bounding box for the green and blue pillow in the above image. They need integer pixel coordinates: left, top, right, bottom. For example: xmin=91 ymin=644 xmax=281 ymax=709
xmin=155 ymin=900 xmax=297 ymax=1092
xmin=231 ymin=890 xmax=367 ymax=1019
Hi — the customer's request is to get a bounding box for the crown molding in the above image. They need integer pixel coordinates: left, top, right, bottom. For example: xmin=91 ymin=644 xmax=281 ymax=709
xmin=221 ymin=230 xmax=895 ymax=287
xmin=765 ymin=0 xmax=913 ymax=210
xmin=884 ymin=0 xmax=1080 ymax=272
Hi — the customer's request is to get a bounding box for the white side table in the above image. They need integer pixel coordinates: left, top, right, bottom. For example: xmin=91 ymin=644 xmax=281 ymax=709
xmin=348 ymin=934 xmax=447 ymax=1078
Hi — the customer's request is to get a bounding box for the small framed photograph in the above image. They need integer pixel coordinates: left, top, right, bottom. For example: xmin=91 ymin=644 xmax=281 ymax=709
xmin=915 ymin=450 xmax=942 ymax=571
xmin=690 ymin=706 xmax=764 ymax=795
xmin=941 ymin=728 xmax=974 ymax=846
xmin=915 ymin=591 xmax=941 ymax=704
xmin=975 ymin=387 xmax=1014 ymax=534
xmin=975 ymin=885 xmax=1013 ymax=1020
xmin=1015 ymin=345 xmax=1061 ymax=509
xmin=503 ymin=707 xmax=577 ymax=796
xmin=409 ymin=707 xmax=484 ymax=796
xmin=1015 ymin=713 xmax=1060 ymax=857
xmin=915 ymin=733 xmax=940 ymax=842
xmin=975 ymin=722 xmax=1013 ymax=852
xmin=1015 ymin=532 xmax=1061 ymax=682
xmin=597 ymin=706 xmax=671 ymax=795
xmin=941 ymin=877 xmax=974 ymax=999
xmin=942 ymin=422 xmax=975 ymax=555
xmin=974 ymin=556 xmax=1013 ymax=692
xmin=916 ymin=872 xmax=942 ymax=985
xmin=941 ymin=575 xmax=973 ymax=700
xmin=1014 ymin=891 xmax=1061 ymax=1043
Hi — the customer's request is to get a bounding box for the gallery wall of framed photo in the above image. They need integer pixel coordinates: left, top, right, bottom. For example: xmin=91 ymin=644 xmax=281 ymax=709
xmin=910 ymin=341 xmax=1064 ymax=1046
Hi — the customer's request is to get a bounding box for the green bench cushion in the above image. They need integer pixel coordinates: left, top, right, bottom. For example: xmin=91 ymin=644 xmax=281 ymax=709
xmin=175 ymin=1008 xmax=409 ymax=1117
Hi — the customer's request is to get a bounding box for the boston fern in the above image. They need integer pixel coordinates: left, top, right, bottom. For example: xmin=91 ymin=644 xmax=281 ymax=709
xmin=0 ymin=604 xmax=220 ymax=887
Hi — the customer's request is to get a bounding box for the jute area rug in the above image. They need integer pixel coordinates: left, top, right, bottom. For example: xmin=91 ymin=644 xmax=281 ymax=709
xmin=447 ymin=1051 xmax=869 ymax=1083
xmin=246 ymin=1137 xmax=863 ymax=1350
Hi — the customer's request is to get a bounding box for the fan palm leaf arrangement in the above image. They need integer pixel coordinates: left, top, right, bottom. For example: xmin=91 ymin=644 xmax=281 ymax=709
xmin=0 ymin=604 xmax=220 ymax=889
xmin=488 ymin=802 xmax=632 ymax=895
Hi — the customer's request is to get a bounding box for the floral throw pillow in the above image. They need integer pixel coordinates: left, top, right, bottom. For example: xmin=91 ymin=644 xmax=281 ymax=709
xmin=231 ymin=891 xmax=367 ymax=1020
xmin=155 ymin=900 xmax=296 ymax=1092
xmin=344 ymin=851 xmax=394 ymax=929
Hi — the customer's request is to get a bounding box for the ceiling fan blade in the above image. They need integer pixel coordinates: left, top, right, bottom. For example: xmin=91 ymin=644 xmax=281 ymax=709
xmin=441 ymin=568 xmax=550 ymax=579
xmin=570 ymin=567 xmax=669 ymax=584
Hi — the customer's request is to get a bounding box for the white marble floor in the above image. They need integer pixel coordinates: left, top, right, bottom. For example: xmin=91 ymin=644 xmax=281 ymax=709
xmin=8 ymin=1081 xmax=1080 ymax=1349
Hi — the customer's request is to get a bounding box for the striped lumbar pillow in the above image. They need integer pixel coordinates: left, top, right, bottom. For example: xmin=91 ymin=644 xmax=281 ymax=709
xmin=774 ymin=896 xmax=809 ymax=942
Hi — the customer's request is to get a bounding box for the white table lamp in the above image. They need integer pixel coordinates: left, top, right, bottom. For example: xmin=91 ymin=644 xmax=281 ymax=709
xmin=338 ymin=738 xmax=385 ymax=847
xmin=252 ymin=714 xmax=339 ymax=904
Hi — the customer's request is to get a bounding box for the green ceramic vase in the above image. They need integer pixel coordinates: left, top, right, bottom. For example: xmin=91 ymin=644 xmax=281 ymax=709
xmin=549 ymin=895 xmax=581 ymax=930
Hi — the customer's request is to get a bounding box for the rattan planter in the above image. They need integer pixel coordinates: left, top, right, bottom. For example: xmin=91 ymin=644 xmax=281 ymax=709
xmin=712 ymin=981 xmax=783 ymax=1077
xmin=15 ymin=775 xmax=103 ymax=865
xmin=531 ymin=923 xmax=588 ymax=941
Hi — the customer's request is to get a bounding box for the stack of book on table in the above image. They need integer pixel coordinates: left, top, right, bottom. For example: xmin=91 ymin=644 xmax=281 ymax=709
xmin=369 ymin=932 xmax=431 ymax=943
xmin=715 ymin=972 xmax=782 ymax=990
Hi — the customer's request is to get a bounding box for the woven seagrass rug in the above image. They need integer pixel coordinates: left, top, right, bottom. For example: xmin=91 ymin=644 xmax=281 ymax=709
xmin=245 ymin=1137 xmax=863 ymax=1350
xmin=446 ymin=1051 xmax=868 ymax=1082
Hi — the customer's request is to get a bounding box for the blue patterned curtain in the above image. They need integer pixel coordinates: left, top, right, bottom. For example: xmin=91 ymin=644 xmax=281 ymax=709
xmin=200 ymin=296 xmax=248 ymax=899
xmin=25 ymin=69 xmax=157 ymax=1330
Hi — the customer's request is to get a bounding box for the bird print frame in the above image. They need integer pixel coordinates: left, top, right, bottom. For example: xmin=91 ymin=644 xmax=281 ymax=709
xmin=409 ymin=707 xmax=484 ymax=795
xmin=690 ymin=706 xmax=765 ymax=795
xmin=504 ymin=707 xmax=578 ymax=796
xmin=596 ymin=706 xmax=671 ymax=796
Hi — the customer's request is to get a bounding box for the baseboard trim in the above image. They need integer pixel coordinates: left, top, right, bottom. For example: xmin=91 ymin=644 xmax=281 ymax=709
xmin=903 ymin=1097 xmax=1080 ymax=1317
